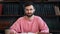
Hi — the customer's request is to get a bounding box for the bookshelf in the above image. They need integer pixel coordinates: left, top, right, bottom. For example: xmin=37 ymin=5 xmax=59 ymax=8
xmin=0 ymin=0 xmax=60 ymax=34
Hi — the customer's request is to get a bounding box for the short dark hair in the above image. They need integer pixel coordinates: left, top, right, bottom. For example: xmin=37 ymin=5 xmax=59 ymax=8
xmin=23 ymin=2 xmax=35 ymax=9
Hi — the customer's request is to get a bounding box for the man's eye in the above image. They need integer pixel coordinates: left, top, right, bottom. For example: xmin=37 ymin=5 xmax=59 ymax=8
xmin=25 ymin=9 xmax=28 ymax=11
xmin=30 ymin=9 xmax=33 ymax=10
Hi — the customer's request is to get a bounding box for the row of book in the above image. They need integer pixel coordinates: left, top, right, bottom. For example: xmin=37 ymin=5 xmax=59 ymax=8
xmin=0 ymin=16 xmax=18 ymax=29
xmin=34 ymin=3 xmax=55 ymax=16
xmin=0 ymin=3 xmax=60 ymax=16
xmin=4 ymin=0 xmax=17 ymax=1
xmin=0 ymin=0 xmax=48 ymax=2
xmin=3 ymin=3 xmax=20 ymax=16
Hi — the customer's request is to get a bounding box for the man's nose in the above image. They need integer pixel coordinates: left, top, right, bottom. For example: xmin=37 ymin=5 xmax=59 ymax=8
xmin=28 ymin=10 xmax=31 ymax=13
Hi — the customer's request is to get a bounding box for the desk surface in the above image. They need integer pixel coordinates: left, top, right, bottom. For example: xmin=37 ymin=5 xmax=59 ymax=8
xmin=18 ymin=33 xmax=52 ymax=34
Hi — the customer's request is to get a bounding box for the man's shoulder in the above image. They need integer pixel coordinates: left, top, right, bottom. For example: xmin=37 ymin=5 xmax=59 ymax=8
xmin=17 ymin=16 xmax=25 ymax=20
xmin=34 ymin=15 xmax=42 ymax=19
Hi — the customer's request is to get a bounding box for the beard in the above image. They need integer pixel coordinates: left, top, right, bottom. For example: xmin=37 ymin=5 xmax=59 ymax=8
xmin=25 ymin=13 xmax=34 ymax=18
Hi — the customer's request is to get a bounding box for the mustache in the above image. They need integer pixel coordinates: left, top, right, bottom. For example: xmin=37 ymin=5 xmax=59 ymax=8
xmin=24 ymin=12 xmax=35 ymax=15
xmin=24 ymin=13 xmax=34 ymax=17
xmin=27 ymin=13 xmax=32 ymax=14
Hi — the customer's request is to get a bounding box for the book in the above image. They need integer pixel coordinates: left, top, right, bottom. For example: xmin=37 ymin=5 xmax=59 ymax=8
xmin=54 ymin=6 xmax=60 ymax=16
xmin=0 ymin=4 xmax=2 ymax=16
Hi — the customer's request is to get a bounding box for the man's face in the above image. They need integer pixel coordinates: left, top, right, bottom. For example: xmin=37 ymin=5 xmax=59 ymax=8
xmin=24 ymin=5 xmax=35 ymax=17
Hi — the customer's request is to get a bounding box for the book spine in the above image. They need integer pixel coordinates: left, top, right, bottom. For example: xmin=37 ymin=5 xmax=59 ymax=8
xmin=0 ymin=4 xmax=2 ymax=16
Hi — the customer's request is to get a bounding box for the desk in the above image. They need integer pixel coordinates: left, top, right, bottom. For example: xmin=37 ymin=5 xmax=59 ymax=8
xmin=18 ymin=33 xmax=52 ymax=34
xmin=5 ymin=29 xmax=52 ymax=34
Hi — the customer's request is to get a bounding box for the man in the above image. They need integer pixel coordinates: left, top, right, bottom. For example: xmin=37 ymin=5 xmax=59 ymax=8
xmin=10 ymin=2 xmax=49 ymax=34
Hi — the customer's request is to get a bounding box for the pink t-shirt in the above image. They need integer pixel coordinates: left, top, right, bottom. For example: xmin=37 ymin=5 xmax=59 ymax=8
xmin=10 ymin=15 xmax=49 ymax=33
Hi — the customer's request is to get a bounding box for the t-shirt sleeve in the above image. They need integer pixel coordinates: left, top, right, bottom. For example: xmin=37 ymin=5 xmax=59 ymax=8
xmin=10 ymin=18 xmax=21 ymax=34
xmin=37 ymin=17 xmax=49 ymax=33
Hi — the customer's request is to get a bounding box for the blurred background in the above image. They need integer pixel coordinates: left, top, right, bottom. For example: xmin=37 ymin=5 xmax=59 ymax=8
xmin=0 ymin=0 xmax=60 ymax=34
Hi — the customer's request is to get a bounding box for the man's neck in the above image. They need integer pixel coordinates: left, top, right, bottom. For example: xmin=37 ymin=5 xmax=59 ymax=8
xmin=25 ymin=15 xmax=34 ymax=21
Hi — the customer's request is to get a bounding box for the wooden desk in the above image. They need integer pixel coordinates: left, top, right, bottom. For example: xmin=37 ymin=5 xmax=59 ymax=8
xmin=5 ymin=29 xmax=52 ymax=34
xmin=18 ymin=33 xmax=52 ymax=34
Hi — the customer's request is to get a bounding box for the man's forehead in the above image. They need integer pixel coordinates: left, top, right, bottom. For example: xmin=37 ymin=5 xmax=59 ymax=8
xmin=25 ymin=5 xmax=34 ymax=9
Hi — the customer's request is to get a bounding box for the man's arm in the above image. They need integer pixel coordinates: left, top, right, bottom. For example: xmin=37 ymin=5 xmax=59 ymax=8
xmin=38 ymin=17 xmax=49 ymax=33
xmin=10 ymin=18 xmax=21 ymax=34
